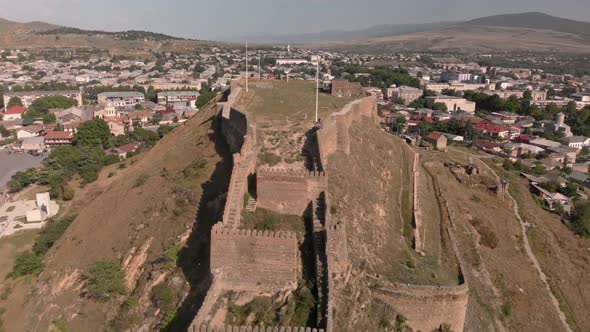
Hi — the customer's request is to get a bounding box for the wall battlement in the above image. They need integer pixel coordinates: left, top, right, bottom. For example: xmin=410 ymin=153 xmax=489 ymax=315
xmin=212 ymin=222 xmax=297 ymax=240
xmin=189 ymin=325 xmax=325 ymax=332
xmin=257 ymin=167 xmax=327 ymax=178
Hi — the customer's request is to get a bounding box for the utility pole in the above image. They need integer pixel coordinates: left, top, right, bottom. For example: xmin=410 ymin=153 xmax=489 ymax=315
xmin=258 ymin=51 xmax=261 ymax=79
xmin=245 ymin=42 xmax=249 ymax=92
xmin=315 ymin=57 xmax=320 ymax=123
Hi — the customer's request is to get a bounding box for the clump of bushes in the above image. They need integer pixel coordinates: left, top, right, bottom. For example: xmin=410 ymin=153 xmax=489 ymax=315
xmin=86 ymin=260 xmax=127 ymax=300
xmin=8 ymin=252 xmax=44 ymax=278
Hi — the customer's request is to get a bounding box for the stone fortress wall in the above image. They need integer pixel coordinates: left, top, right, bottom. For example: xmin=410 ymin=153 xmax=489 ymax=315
xmin=256 ymin=168 xmax=327 ymax=215
xmin=314 ymin=94 xmax=469 ymax=332
xmin=192 ymin=87 xmax=468 ymax=332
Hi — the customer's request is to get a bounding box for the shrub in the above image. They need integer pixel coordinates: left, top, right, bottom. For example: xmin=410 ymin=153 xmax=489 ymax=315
xmin=86 ymin=260 xmax=127 ymax=300
xmin=8 ymin=252 xmax=44 ymax=278
xmin=151 ymin=283 xmax=179 ymax=327
xmin=33 ymin=215 xmax=76 ymax=256
xmin=133 ymin=174 xmax=150 ymax=188
xmin=62 ymin=187 xmax=75 ymax=201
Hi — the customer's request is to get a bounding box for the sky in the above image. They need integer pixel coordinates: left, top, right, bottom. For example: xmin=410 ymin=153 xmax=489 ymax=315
xmin=0 ymin=0 xmax=589 ymax=40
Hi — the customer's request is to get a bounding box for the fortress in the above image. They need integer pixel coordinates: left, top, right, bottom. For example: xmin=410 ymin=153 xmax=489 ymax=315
xmin=189 ymin=82 xmax=468 ymax=332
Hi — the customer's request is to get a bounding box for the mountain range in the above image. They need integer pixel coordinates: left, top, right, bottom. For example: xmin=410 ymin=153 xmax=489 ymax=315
xmin=0 ymin=12 xmax=588 ymax=54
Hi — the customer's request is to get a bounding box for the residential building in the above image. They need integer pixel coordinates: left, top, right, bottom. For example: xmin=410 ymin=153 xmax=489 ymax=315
xmin=44 ymin=131 xmax=74 ymax=146
xmin=561 ymin=136 xmax=590 ymax=150
xmin=3 ymin=90 xmax=82 ymax=108
xmin=97 ymin=92 xmax=145 ymax=107
xmin=386 ymin=86 xmax=423 ymax=103
xmin=425 ymin=96 xmax=476 ymax=113
xmin=3 ymin=105 xmax=26 ymax=120
xmin=331 ymin=79 xmax=363 ymax=98
xmin=157 ymin=91 xmax=199 ymax=108
xmin=21 ymin=137 xmax=45 ymax=151
xmin=545 ymin=112 xmax=573 ymax=137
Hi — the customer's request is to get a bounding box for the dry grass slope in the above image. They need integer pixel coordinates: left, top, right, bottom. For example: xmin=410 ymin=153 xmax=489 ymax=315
xmin=0 ymin=102 xmax=227 ymax=331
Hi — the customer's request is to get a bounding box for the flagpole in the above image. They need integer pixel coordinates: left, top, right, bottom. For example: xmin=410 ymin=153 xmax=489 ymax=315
xmin=245 ymin=42 xmax=249 ymax=92
xmin=315 ymin=57 xmax=319 ymax=123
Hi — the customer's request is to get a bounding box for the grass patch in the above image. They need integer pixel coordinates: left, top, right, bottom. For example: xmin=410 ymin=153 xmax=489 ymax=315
xmin=133 ymin=173 xmax=150 ymax=188
xmin=86 ymin=260 xmax=127 ymax=300
xmin=259 ymin=152 xmax=281 ymax=167
xmin=470 ymin=218 xmax=499 ymax=249
xmin=241 ymin=208 xmax=306 ymax=234
xmin=32 ymin=215 xmax=76 ymax=256
xmin=151 ymin=283 xmax=180 ymax=328
xmin=7 ymin=251 xmax=43 ymax=278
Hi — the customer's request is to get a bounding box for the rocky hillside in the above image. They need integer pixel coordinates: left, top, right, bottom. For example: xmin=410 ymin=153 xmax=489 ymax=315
xmin=0 ymin=96 xmax=234 ymax=331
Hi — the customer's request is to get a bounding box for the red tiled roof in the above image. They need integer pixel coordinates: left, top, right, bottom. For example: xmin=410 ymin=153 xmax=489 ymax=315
xmin=44 ymin=131 xmax=73 ymax=140
xmin=427 ymin=132 xmax=444 ymax=141
xmin=6 ymin=105 xmax=26 ymax=115
xmin=473 ymin=120 xmax=510 ymax=133
xmin=118 ymin=143 xmax=138 ymax=153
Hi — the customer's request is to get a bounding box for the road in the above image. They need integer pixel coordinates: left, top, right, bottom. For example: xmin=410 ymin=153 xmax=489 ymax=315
xmin=0 ymin=150 xmax=46 ymax=207
xmin=463 ymin=148 xmax=573 ymax=332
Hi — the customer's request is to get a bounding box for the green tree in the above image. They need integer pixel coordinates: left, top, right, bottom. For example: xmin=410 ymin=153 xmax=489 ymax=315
xmin=28 ymin=96 xmax=77 ymax=113
xmin=6 ymin=96 xmax=23 ymax=108
xmin=572 ymin=201 xmax=590 ymax=237
xmin=8 ymin=252 xmax=44 ymax=278
xmin=0 ymin=125 xmax=11 ymax=138
xmin=196 ymin=84 xmax=217 ymax=108
xmin=432 ymin=102 xmax=448 ymax=112
xmin=523 ymin=90 xmax=532 ymax=101
xmin=86 ymin=260 xmax=127 ymax=300
xmin=74 ymin=119 xmax=111 ymax=148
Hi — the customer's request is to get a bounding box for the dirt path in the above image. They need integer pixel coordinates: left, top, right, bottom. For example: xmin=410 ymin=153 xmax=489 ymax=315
xmin=463 ymin=151 xmax=574 ymax=332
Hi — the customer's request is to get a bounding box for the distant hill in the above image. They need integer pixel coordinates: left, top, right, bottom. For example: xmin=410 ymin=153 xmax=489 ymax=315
xmin=0 ymin=17 xmax=58 ymax=34
xmin=232 ymin=22 xmax=455 ymax=43
xmin=318 ymin=12 xmax=590 ymax=54
xmin=0 ymin=17 xmax=216 ymax=58
xmin=463 ymin=12 xmax=590 ymax=36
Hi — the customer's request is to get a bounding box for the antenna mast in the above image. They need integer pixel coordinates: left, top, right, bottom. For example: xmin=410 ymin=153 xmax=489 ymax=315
xmin=258 ymin=52 xmax=261 ymax=79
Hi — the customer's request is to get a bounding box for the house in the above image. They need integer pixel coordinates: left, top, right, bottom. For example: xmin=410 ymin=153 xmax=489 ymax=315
xmin=425 ymin=96 xmax=476 ymax=113
xmin=44 ymin=131 xmax=74 ymax=146
xmin=425 ymin=132 xmax=448 ymax=151
xmin=330 ymin=79 xmax=363 ymax=98
xmin=572 ymin=162 xmax=590 ymax=173
xmin=530 ymin=183 xmax=572 ymax=213
xmin=16 ymin=125 xmax=44 ymax=139
xmin=157 ymin=91 xmax=199 ymax=108
xmin=21 ymin=137 xmax=45 ymax=151
xmin=3 ymin=105 xmax=26 ymax=120
xmin=116 ymin=143 xmax=138 ymax=159
xmin=473 ymin=120 xmax=515 ymax=139
xmin=105 ymin=118 xmax=127 ymax=136
xmin=568 ymin=170 xmax=589 ymax=183
xmin=386 ymin=86 xmax=423 ymax=103
xmin=561 ymin=136 xmax=590 ymax=150
xmin=474 ymin=140 xmax=503 ymax=153
xmin=97 ymin=92 xmax=145 ymax=107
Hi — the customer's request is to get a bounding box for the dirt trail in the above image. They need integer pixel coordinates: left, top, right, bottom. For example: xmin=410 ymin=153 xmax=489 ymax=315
xmin=464 ymin=151 xmax=574 ymax=332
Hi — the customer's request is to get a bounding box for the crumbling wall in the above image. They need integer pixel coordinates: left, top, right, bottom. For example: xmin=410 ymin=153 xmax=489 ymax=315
xmin=375 ymin=279 xmax=469 ymax=332
xmin=256 ymin=168 xmax=326 ymax=215
xmin=317 ymin=96 xmax=377 ymax=162
xmin=189 ymin=325 xmax=324 ymax=332
xmin=210 ymin=223 xmax=299 ymax=292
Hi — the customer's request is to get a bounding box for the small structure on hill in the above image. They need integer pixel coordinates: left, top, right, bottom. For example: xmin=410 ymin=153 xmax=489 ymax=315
xmin=425 ymin=132 xmax=448 ymax=151
xmin=25 ymin=192 xmax=58 ymax=223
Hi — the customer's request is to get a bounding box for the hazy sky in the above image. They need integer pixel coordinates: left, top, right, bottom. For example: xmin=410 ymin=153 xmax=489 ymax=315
xmin=0 ymin=0 xmax=589 ymax=40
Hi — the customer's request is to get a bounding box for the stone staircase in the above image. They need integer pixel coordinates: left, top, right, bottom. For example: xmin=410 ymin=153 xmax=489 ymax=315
xmin=245 ymin=197 xmax=257 ymax=212
xmin=223 ymin=152 xmax=256 ymax=229
xmin=312 ymin=193 xmax=328 ymax=328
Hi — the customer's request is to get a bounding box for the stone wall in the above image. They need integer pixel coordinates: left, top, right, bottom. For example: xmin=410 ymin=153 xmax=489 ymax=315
xmin=374 ymin=277 xmax=469 ymax=332
xmin=210 ymin=223 xmax=299 ymax=292
xmin=189 ymin=325 xmax=324 ymax=332
xmin=317 ymin=96 xmax=377 ymax=162
xmin=256 ymin=168 xmax=327 ymax=215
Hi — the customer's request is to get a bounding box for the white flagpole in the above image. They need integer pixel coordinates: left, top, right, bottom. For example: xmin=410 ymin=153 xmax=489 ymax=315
xmin=246 ymin=42 xmax=249 ymax=92
xmin=258 ymin=52 xmax=261 ymax=79
xmin=315 ymin=58 xmax=319 ymax=123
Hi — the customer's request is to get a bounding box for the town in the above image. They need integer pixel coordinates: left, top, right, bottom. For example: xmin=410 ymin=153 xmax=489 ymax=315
xmin=0 ymin=26 xmax=589 ymax=331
